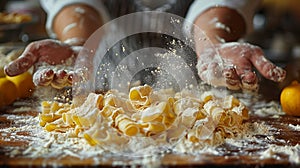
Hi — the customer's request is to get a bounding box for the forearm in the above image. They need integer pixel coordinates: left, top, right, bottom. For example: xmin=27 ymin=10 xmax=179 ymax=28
xmin=194 ymin=7 xmax=246 ymax=45
xmin=53 ymin=4 xmax=103 ymax=46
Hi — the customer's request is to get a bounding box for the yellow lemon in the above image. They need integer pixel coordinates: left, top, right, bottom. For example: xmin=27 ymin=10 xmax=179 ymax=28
xmin=280 ymin=80 xmax=300 ymax=116
xmin=0 ymin=77 xmax=18 ymax=108
xmin=6 ymin=71 xmax=35 ymax=99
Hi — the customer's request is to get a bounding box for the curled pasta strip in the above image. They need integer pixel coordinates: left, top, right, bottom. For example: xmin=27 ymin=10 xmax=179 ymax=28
xmin=174 ymin=97 xmax=202 ymax=115
xmin=72 ymin=108 xmax=99 ymax=128
xmin=73 ymin=93 xmax=103 ymax=117
xmin=188 ymin=116 xmax=216 ymax=142
xmin=199 ymin=91 xmax=214 ymax=103
xmin=140 ymin=122 xmax=166 ymax=136
xmin=195 ymin=109 xmax=207 ymax=120
xmin=44 ymin=118 xmax=71 ymax=132
xmin=231 ymin=105 xmax=249 ymax=120
xmin=180 ymin=107 xmax=199 ymax=128
xmin=129 ymin=85 xmax=152 ymax=109
xmin=141 ymin=102 xmax=165 ymax=122
xmin=62 ymin=112 xmax=74 ymax=126
xmin=104 ymin=90 xmax=135 ymax=112
xmin=70 ymin=93 xmax=103 ymax=128
xmin=103 ymin=92 xmax=117 ymax=107
xmin=222 ymin=95 xmax=249 ymax=119
xmin=115 ymin=114 xmax=139 ymax=136
xmin=100 ymin=105 xmax=115 ymax=118
xmin=82 ymin=117 xmax=110 ymax=145
xmin=100 ymin=105 xmax=124 ymax=122
xmin=220 ymin=111 xmax=243 ymax=128
xmin=84 ymin=124 xmax=129 ymax=148
xmin=203 ymin=100 xmax=226 ymax=124
xmin=141 ymin=98 xmax=175 ymax=122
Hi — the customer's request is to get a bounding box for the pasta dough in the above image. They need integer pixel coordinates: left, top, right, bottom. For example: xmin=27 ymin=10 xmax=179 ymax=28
xmin=39 ymin=85 xmax=249 ymax=153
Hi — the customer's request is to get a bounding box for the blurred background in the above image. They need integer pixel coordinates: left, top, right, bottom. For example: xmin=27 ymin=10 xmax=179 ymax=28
xmin=0 ymin=0 xmax=47 ymax=43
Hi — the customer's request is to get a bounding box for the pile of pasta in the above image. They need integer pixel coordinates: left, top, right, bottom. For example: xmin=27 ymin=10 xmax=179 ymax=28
xmin=39 ymin=85 xmax=249 ymax=153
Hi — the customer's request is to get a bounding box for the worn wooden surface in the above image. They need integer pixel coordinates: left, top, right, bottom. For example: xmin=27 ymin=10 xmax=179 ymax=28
xmin=0 ymin=84 xmax=299 ymax=167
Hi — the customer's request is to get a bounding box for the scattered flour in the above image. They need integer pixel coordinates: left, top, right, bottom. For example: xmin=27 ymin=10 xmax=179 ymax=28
xmin=259 ymin=145 xmax=300 ymax=164
xmin=288 ymin=124 xmax=300 ymax=131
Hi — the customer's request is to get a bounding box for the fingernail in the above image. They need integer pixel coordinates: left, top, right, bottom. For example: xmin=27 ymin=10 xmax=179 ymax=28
xmin=45 ymin=69 xmax=54 ymax=78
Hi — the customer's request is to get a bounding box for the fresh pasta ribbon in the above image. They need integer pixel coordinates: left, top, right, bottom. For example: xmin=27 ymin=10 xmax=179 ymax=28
xmin=140 ymin=102 xmax=166 ymax=122
xmin=129 ymin=85 xmax=152 ymax=109
xmin=72 ymin=108 xmax=99 ymax=128
xmin=140 ymin=122 xmax=166 ymax=136
xmin=115 ymin=114 xmax=139 ymax=136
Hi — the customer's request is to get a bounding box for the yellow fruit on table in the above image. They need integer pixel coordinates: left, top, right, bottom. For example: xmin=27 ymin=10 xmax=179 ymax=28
xmin=6 ymin=71 xmax=35 ymax=99
xmin=0 ymin=77 xmax=18 ymax=108
xmin=280 ymin=80 xmax=300 ymax=116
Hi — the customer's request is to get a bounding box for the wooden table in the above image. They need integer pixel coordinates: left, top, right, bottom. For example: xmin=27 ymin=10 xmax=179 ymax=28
xmin=0 ymin=84 xmax=299 ymax=168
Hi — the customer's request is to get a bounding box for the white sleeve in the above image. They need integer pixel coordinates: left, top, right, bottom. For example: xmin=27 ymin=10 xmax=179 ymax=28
xmin=185 ymin=0 xmax=262 ymax=33
xmin=39 ymin=0 xmax=110 ymax=38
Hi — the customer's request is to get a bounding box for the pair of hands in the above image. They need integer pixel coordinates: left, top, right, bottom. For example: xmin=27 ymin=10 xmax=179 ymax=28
xmin=4 ymin=39 xmax=286 ymax=91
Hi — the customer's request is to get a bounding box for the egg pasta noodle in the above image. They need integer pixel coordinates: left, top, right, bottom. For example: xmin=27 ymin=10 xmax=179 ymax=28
xmin=39 ymin=85 xmax=249 ymax=152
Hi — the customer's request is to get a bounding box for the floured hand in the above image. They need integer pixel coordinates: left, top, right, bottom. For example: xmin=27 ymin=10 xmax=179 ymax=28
xmin=197 ymin=42 xmax=286 ymax=91
xmin=4 ymin=39 xmax=79 ymax=89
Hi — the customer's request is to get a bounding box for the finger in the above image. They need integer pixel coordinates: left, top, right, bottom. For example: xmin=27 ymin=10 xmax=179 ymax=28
xmin=250 ymin=48 xmax=286 ymax=82
xmin=234 ymin=63 xmax=259 ymax=91
xmin=234 ymin=62 xmax=258 ymax=81
xmin=51 ymin=70 xmax=69 ymax=89
xmin=33 ymin=68 xmax=54 ymax=86
xmin=240 ymin=71 xmax=259 ymax=91
xmin=223 ymin=68 xmax=241 ymax=90
xmin=4 ymin=52 xmax=37 ymax=76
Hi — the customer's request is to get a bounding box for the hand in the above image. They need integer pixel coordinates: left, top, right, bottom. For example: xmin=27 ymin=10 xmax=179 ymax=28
xmin=196 ymin=42 xmax=286 ymax=91
xmin=4 ymin=39 xmax=78 ymax=89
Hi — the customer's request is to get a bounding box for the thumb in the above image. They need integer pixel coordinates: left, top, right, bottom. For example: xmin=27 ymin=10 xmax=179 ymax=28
xmin=5 ymin=53 xmax=37 ymax=76
xmin=250 ymin=48 xmax=286 ymax=82
xmin=4 ymin=42 xmax=41 ymax=76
